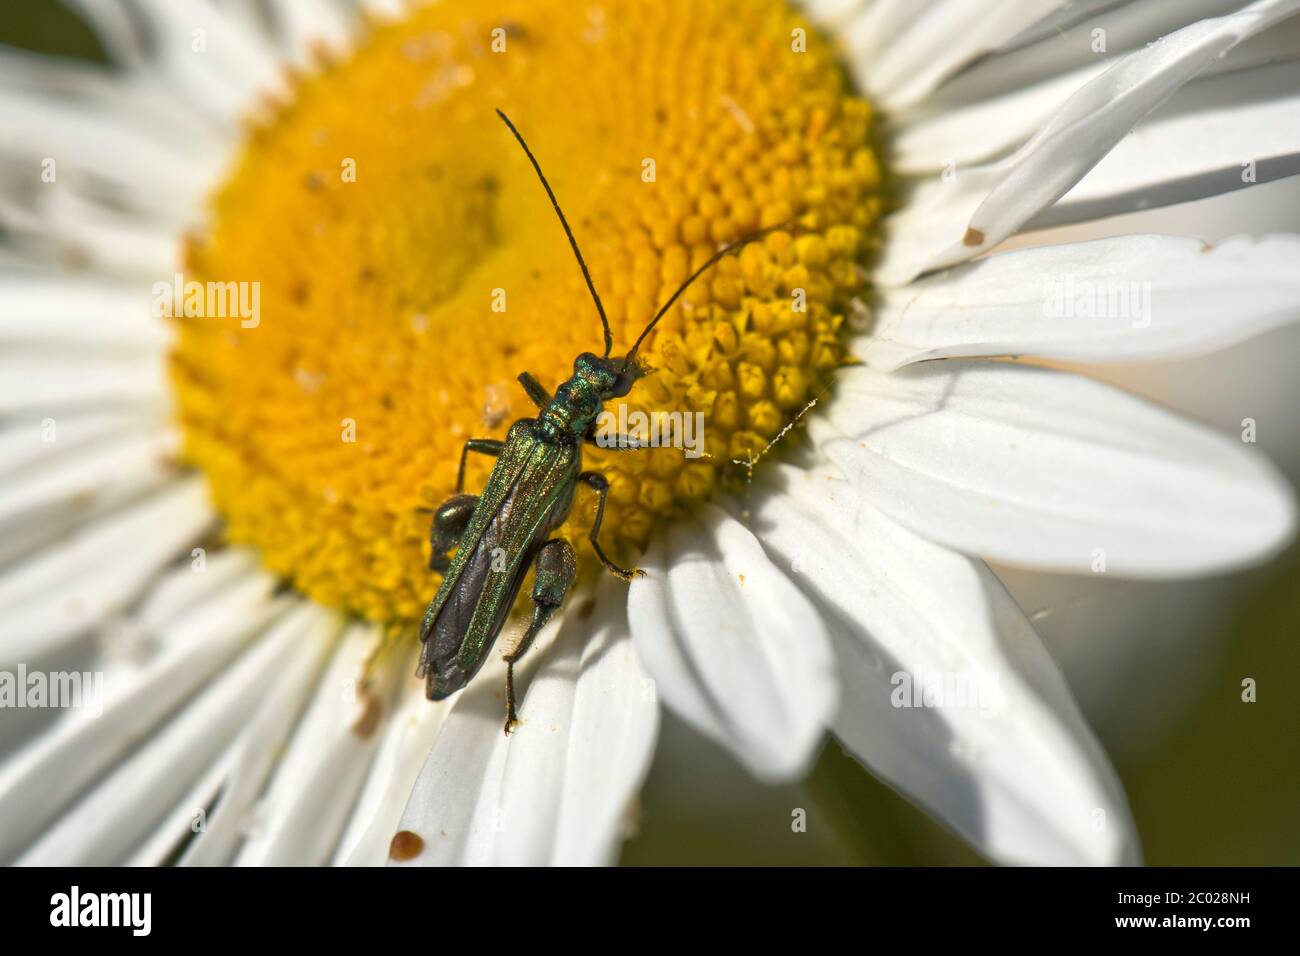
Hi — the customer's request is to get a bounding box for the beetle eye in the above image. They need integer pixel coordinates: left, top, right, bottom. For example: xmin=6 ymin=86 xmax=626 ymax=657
xmin=608 ymin=373 xmax=634 ymax=398
xmin=607 ymin=357 xmax=650 ymax=397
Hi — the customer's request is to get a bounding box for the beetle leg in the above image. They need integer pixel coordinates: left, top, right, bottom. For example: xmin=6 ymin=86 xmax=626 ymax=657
xmin=456 ymin=438 xmax=505 ymax=493
xmin=503 ymin=538 xmax=577 ymax=735
xmin=426 ymin=493 xmax=478 ymax=573
xmin=585 ymin=431 xmax=648 ymax=451
xmin=577 ymin=471 xmax=644 ymax=581
xmin=517 ymin=371 xmax=552 ymax=409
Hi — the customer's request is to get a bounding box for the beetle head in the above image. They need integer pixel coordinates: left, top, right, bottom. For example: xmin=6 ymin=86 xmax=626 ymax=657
xmin=573 ymin=351 xmax=651 ymax=400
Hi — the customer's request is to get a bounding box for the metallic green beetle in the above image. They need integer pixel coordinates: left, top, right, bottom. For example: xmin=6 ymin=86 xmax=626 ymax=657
xmin=417 ymin=110 xmax=781 ymax=733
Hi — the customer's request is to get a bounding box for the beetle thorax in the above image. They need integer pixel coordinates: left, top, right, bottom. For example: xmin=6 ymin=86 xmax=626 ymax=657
xmin=538 ymin=374 xmax=604 ymax=443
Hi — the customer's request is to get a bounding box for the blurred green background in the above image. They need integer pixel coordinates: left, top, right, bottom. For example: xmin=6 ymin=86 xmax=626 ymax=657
xmin=5 ymin=1 xmax=1295 ymax=866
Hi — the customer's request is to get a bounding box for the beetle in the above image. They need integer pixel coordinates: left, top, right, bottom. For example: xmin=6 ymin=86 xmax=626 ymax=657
xmin=417 ymin=109 xmax=783 ymax=733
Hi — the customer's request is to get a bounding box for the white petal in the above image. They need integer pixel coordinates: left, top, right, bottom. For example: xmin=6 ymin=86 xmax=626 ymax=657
xmin=388 ymin=630 xmax=553 ymax=867
xmin=65 ymin=0 xmax=277 ymax=124
xmin=0 ymin=410 xmax=162 ymax=480
xmin=392 ymin=583 xmax=657 ymax=866
xmin=0 ymin=86 xmax=215 ymax=227
xmin=853 ymin=0 xmax=1063 ymax=110
xmin=800 ymin=0 xmax=867 ymax=30
xmin=910 ymin=4 xmax=1300 ymax=171
xmin=627 ymin=503 xmax=837 ymax=783
xmin=876 ymin=0 xmax=1300 ymax=284
xmin=127 ymin=602 xmax=341 ymax=866
xmin=0 ymin=273 xmax=171 ymax=349
xmin=0 ymin=46 xmax=228 ymax=159
xmin=176 ymin=603 xmax=343 ymax=866
xmin=997 ymin=0 xmax=1138 ymax=55
xmin=0 ymin=418 xmax=177 ymax=567
xmin=749 ymin=464 xmax=1139 ymax=865
xmin=1034 ymin=60 xmax=1300 ymax=228
xmin=114 ymin=547 xmax=263 ymax=642
xmin=0 ymin=569 xmax=289 ymax=863
xmin=858 ymin=234 xmax=1300 ymax=368
xmin=356 ymin=0 xmax=409 ymax=22
xmin=266 ymin=0 xmax=356 ymax=65
xmin=0 ymin=478 xmax=215 ymax=665
xmin=499 ymin=580 xmax=659 ymax=866
xmin=127 ymin=0 xmax=288 ymax=103
xmin=124 ymin=743 xmax=242 ymax=866
xmin=0 ymin=349 xmax=168 ymax=414
xmin=0 ymin=430 xmax=178 ymax=535
xmin=923 ymin=0 xmax=1247 ymax=109
xmin=815 ymin=362 xmax=1297 ymax=576
xmin=14 ymin=597 xmax=301 ymax=866
xmin=60 ymin=0 xmax=148 ymax=66
xmin=0 ymin=189 xmax=182 ymax=277
xmin=336 ymin=677 xmax=448 ymax=866
xmin=233 ymin=622 xmax=403 ymax=866
xmin=892 ymin=63 xmax=1108 ymax=175
xmin=840 ymin=0 xmax=919 ymax=74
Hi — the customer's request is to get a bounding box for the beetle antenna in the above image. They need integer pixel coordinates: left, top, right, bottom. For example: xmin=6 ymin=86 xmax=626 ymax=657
xmin=626 ymin=221 xmax=792 ymax=364
xmin=496 ymin=109 xmax=614 ymax=357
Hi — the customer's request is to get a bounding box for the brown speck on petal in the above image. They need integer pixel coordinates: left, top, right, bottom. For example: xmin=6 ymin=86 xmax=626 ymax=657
xmin=351 ymin=692 xmax=383 ymax=739
xmin=388 ymin=830 xmax=424 ymax=860
xmin=962 ymin=227 xmax=985 ymax=247
xmin=576 ymin=597 xmax=597 ymax=620
xmin=59 ymin=243 xmax=92 ymax=270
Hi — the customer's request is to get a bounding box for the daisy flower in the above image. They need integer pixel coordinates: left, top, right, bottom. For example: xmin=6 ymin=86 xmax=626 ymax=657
xmin=1 ymin=0 xmax=1297 ymax=867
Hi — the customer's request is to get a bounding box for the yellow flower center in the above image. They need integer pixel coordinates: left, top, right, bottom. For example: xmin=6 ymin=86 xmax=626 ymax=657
xmin=171 ymin=0 xmax=882 ymax=624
